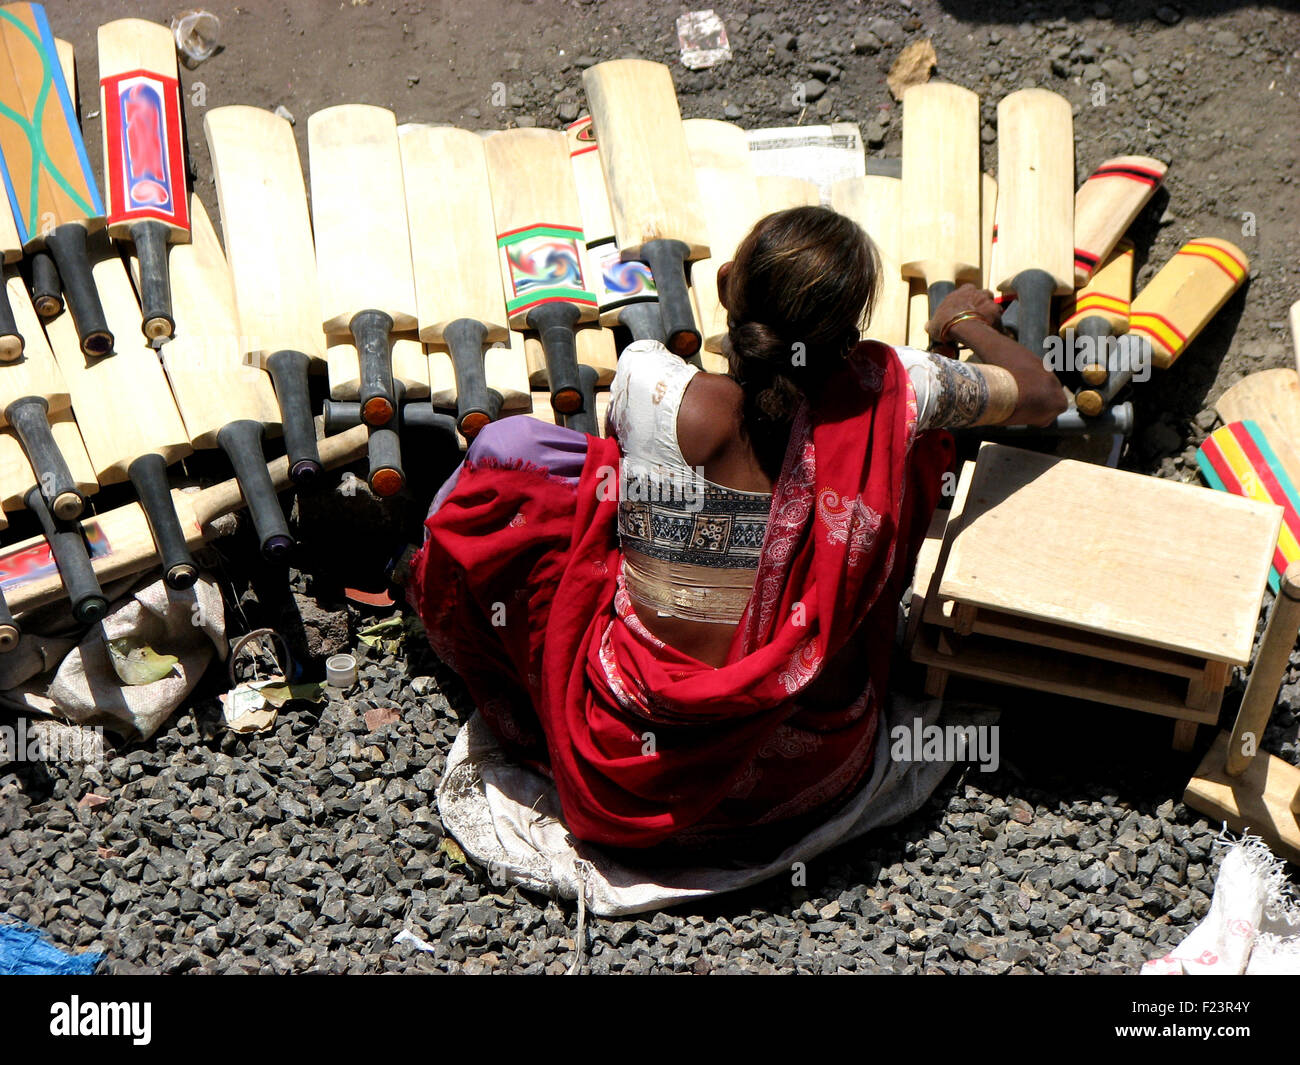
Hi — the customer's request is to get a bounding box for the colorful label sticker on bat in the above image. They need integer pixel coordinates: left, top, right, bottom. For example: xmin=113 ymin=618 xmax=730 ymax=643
xmin=1198 ymin=420 xmax=1300 ymax=594
xmin=497 ymin=224 xmax=598 ymax=318
xmin=101 ymin=70 xmax=189 ymax=229
xmin=1073 ymin=162 xmax=1165 ymax=277
xmin=0 ymin=2 xmax=104 ymax=243
xmin=566 ymin=115 xmax=597 ymax=157
xmin=0 ymin=520 xmax=111 ymax=591
xmin=588 ymin=237 xmax=656 ymax=311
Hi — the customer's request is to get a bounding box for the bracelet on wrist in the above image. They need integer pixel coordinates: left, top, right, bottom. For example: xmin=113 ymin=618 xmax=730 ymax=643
xmin=938 ymin=311 xmax=987 ymax=344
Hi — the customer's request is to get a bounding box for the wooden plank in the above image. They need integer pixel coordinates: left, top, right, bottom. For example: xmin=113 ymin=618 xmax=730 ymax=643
xmin=1185 ymin=731 xmax=1300 ymax=865
xmin=937 ymin=442 xmax=1279 ymax=665
xmin=911 ymin=622 xmax=1221 ymax=725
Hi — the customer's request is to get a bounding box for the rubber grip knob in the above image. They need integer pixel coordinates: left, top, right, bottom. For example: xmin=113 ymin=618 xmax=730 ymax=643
xmin=350 ymin=309 xmax=396 ymax=427
xmin=6 ymin=396 xmax=83 ymax=519
xmin=637 ymin=239 xmax=699 ymax=358
xmin=265 ymin=349 xmax=322 ymax=485
xmin=444 ymin=317 xmax=502 ymax=439
xmin=24 ymin=485 xmax=106 ymax=624
xmin=1075 ymin=317 xmax=1112 ymax=386
xmin=128 ymin=453 xmax=197 ymax=590
xmin=1008 ymin=269 xmax=1057 ymax=363
xmin=527 ymin=301 xmax=583 ymax=415
xmin=28 ymin=249 xmax=62 ymax=318
xmin=132 ymin=220 xmax=175 ymax=341
xmin=366 ymin=425 xmax=405 ymax=497
xmin=0 ymin=266 xmax=22 ymax=361
xmin=217 ymin=420 xmax=294 ymax=562
xmin=619 ymin=301 xmax=667 ymax=345
xmin=0 ymin=587 xmax=17 ymax=652
xmin=564 ymin=364 xmax=600 ymax=436
xmin=46 ymin=224 xmax=113 ymax=357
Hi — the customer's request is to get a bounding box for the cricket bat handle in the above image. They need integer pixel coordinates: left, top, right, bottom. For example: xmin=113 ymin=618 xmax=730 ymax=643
xmin=565 ymin=364 xmax=601 ymax=436
xmin=1008 ymin=269 xmax=1057 ymax=362
xmin=926 ymin=280 xmax=957 ymax=321
xmin=636 ymin=240 xmax=699 ymax=358
xmin=29 ymin=251 xmax=62 ymax=318
xmin=216 ymin=420 xmax=294 ymax=562
xmin=350 ymin=309 xmax=397 ymax=426
xmin=193 ymin=422 xmax=369 ymax=529
xmin=1075 ymin=317 xmax=1113 ymax=386
xmin=528 ymin=302 xmax=583 ymax=415
xmin=979 ymin=402 xmax=1134 ymax=438
xmin=366 ymin=424 xmax=404 ymax=498
xmin=0 ymin=586 xmax=16 ymax=652
xmin=1227 ymin=560 xmax=1300 ymax=777
xmin=132 ymin=220 xmax=175 ymax=341
xmin=620 ymin=301 xmax=667 ymax=345
xmin=46 ymin=225 xmax=113 ymax=357
xmin=444 ymin=318 xmax=503 ymax=439
xmin=24 ymin=484 xmax=106 ymax=624
xmin=128 ymin=453 xmax=197 ymax=590
xmin=265 ymin=349 xmax=322 ymax=485
xmin=323 ymin=398 xmax=458 ymax=440
xmin=5 ymin=397 xmax=84 ymax=519
xmin=0 ymin=276 xmax=20 ymax=361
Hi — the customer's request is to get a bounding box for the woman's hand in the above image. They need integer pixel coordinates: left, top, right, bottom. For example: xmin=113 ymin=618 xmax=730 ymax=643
xmin=925 ymin=285 xmax=1003 ymax=345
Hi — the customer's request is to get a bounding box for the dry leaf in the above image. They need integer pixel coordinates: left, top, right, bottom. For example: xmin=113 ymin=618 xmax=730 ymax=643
xmin=439 ymin=838 xmax=467 ymax=865
xmin=107 ymin=637 xmax=179 ymax=685
xmin=364 ymin=706 xmax=401 ymax=731
xmin=887 ymin=38 xmax=937 ymax=100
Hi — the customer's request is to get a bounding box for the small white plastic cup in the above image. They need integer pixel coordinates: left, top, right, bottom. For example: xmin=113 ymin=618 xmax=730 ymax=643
xmin=325 ymin=653 xmax=358 ymax=690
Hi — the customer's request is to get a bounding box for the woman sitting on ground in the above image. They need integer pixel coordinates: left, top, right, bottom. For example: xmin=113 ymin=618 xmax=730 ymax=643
xmin=406 ymin=206 xmax=1067 ymax=851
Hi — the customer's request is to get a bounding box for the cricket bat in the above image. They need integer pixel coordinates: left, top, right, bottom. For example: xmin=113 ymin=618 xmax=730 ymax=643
xmin=0 ymin=2 xmax=111 ymax=357
xmin=25 ymin=34 xmax=72 ymax=320
xmin=0 ymin=424 xmax=369 ymax=618
xmin=1129 ymin=238 xmax=1249 ymax=370
xmin=162 ymin=195 xmax=293 ymax=561
xmin=1063 ymin=241 xmax=1134 ymax=415
xmin=45 ymin=232 xmax=195 ymax=587
xmin=831 ymin=175 xmax=909 ymax=347
xmin=307 ymin=104 xmax=416 ymax=426
xmin=0 ymin=267 xmax=87 ymax=517
xmin=756 ymin=176 xmax=821 ymax=212
xmin=21 ymin=481 xmax=104 ymax=622
xmin=204 ymin=105 xmax=324 ymax=484
xmin=907 ymin=280 xmax=929 ymax=350
xmin=980 ymin=172 xmax=997 ymax=291
xmin=684 ymin=119 xmax=763 ymax=354
xmin=322 ymin=396 xmax=458 ymax=448
xmin=523 ymin=324 xmax=616 ymax=389
xmin=993 ymin=88 xmax=1075 ymax=359
xmin=582 ymin=59 xmax=711 ymax=357
xmin=1291 ymin=300 xmax=1300 ymax=375
xmin=526 ymin=374 xmax=611 ymax=436
xmin=1215 ymin=370 xmax=1300 ymax=472
xmin=1073 ymin=155 xmax=1166 ymax=287
xmin=97 ymin=18 xmax=189 ymax=341
xmin=398 ymin=124 xmax=527 ymax=437
xmin=482 ymin=127 xmax=598 ymax=416
xmin=900 ymin=82 xmax=982 ymax=319
xmin=1198 ymin=420 xmax=1300 ymax=594
xmin=566 ymin=114 xmax=663 ymax=345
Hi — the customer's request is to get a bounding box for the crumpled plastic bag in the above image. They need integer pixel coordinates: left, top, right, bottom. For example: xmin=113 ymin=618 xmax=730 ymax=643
xmin=0 ymin=574 xmax=225 ymax=740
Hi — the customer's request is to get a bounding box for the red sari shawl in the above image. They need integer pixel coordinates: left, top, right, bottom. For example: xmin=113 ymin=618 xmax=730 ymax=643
xmin=406 ymin=342 xmax=952 ymax=848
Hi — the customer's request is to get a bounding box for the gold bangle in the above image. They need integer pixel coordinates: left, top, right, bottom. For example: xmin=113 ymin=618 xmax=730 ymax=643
xmin=939 ymin=311 xmax=986 ymax=344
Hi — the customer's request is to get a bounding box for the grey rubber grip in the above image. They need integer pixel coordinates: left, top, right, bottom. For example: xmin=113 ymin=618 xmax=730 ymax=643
xmin=444 ymin=317 xmax=503 ymax=437
xmin=5 ymin=396 xmax=83 ymax=519
xmin=28 ymin=249 xmax=62 ymax=318
xmin=527 ymin=301 xmax=583 ymax=415
xmin=46 ymin=224 xmax=112 ymax=357
xmin=350 ymin=309 xmax=396 ymax=426
xmin=217 ymin=420 xmax=294 ymax=562
xmin=1008 ymin=269 xmax=1056 ymax=361
xmin=619 ymin=301 xmax=667 ymax=345
xmin=265 ymin=349 xmax=321 ymax=485
xmin=132 ymin=220 xmax=175 ymax=341
xmin=637 ymin=239 xmax=699 ymax=358
xmin=25 ymin=484 xmax=106 ymax=624
xmin=128 ymin=452 xmax=196 ymax=590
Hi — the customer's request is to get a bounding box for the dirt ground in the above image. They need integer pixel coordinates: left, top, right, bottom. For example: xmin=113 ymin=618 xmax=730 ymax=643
xmin=47 ymin=0 xmax=1298 ymax=474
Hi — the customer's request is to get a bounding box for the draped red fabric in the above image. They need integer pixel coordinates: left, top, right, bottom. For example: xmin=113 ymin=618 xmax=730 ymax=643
xmin=406 ymin=342 xmax=952 ymax=848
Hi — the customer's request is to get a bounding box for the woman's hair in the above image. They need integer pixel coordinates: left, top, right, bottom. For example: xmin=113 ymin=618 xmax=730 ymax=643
xmin=725 ymin=206 xmax=880 ymax=472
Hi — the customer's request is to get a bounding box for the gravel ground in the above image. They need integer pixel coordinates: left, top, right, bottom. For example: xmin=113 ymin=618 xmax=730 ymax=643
xmin=2 ymin=0 xmax=1299 ymax=974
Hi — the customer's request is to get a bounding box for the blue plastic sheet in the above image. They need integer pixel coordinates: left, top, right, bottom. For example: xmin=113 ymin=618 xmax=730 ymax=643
xmin=0 ymin=921 xmax=102 ymax=975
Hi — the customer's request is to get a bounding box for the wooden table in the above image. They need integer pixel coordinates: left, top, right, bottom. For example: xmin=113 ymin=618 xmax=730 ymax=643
xmin=908 ymin=443 xmax=1282 ymax=750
